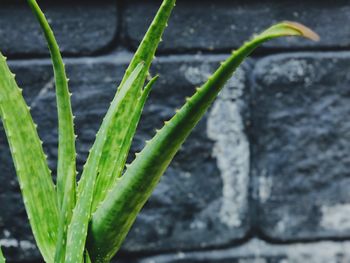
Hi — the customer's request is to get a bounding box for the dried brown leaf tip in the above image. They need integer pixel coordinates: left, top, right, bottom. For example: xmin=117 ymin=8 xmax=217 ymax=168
xmin=284 ymin=21 xmax=320 ymax=41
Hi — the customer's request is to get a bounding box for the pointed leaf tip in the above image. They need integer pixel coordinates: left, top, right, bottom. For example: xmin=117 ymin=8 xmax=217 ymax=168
xmin=259 ymin=21 xmax=320 ymax=42
xmin=144 ymin=75 xmax=159 ymax=90
xmin=283 ymin=21 xmax=320 ymax=41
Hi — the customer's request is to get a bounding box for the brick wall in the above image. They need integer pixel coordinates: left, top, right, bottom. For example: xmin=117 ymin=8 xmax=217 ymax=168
xmin=1 ymin=0 xmax=350 ymax=262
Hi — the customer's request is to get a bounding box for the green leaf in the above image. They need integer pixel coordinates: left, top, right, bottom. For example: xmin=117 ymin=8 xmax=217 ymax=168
xmin=0 ymin=53 xmax=59 ymax=262
xmin=65 ymin=63 xmax=144 ymax=263
xmin=0 ymin=246 xmax=5 ymax=263
xmin=86 ymin=74 xmax=157 ymax=263
xmin=27 ymin=1 xmax=77 ymax=262
xmin=85 ymin=251 xmax=92 ymax=263
xmin=120 ymin=0 xmax=176 ymax=89
xmin=82 ymin=0 xmax=176 ymax=214
xmin=88 ymin=22 xmax=319 ymax=262
xmin=90 ymin=74 xmax=159 ymax=213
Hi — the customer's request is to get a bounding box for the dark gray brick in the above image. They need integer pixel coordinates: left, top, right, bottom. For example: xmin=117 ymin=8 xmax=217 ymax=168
xmin=252 ymin=52 xmax=350 ymax=241
xmin=125 ymin=0 xmax=350 ymax=52
xmin=0 ymin=53 xmax=251 ymax=260
xmin=0 ymin=1 xmax=117 ymax=56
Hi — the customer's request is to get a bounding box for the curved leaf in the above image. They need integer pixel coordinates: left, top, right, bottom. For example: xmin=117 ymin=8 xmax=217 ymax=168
xmin=0 ymin=53 xmax=59 ymax=262
xmin=88 ymin=22 xmax=319 ymax=262
xmin=27 ymin=1 xmax=77 ymax=262
xmin=65 ymin=63 xmax=144 ymax=263
xmin=81 ymin=0 xmax=176 ymax=215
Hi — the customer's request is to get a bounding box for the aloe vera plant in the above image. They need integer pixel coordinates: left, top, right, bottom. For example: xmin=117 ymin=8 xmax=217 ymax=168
xmin=0 ymin=247 xmax=4 ymax=263
xmin=0 ymin=0 xmax=319 ymax=262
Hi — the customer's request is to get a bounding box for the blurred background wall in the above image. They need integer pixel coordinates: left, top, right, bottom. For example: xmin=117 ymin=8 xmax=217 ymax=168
xmin=1 ymin=0 xmax=350 ymax=262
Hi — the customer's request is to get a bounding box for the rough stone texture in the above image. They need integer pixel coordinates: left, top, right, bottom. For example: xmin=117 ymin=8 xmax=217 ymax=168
xmin=0 ymin=0 xmax=117 ymax=56
xmin=0 ymin=53 xmax=251 ymax=261
xmin=252 ymin=52 xmax=350 ymax=241
xmin=125 ymin=0 xmax=350 ymax=52
xmin=137 ymin=239 xmax=350 ymax=263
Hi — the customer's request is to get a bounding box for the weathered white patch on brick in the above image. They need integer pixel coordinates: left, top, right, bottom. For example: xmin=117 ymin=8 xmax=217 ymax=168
xmin=0 ymin=238 xmax=18 ymax=248
xmin=181 ymin=63 xmax=212 ymax=85
xmin=19 ymin=240 xmax=36 ymax=250
xmin=321 ymin=204 xmax=350 ymax=231
xmin=259 ymin=59 xmax=317 ymax=87
xmin=240 ymin=239 xmax=350 ymax=263
xmin=140 ymin=238 xmax=350 ymax=263
xmin=239 ymin=258 xmax=267 ymax=263
xmin=207 ymin=67 xmax=249 ymax=228
xmin=180 ymin=61 xmax=249 ymax=228
xmin=190 ymin=220 xmax=206 ymax=230
xmin=258 ymin=174 xmax=272 ymax=203
xmin=3 ymin=230 xmax=10 ymax=238
xmin=30 ymin=77 xmax=55 ymax=108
